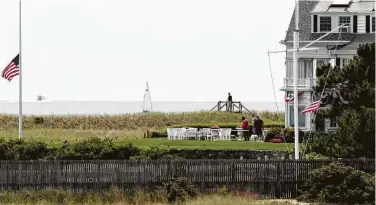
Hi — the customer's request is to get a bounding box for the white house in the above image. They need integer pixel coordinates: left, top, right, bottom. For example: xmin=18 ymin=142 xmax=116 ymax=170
xmin=280 ymin=0 xmax=375 ymax=132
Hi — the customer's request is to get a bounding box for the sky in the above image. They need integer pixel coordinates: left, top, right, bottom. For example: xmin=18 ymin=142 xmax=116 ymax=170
xmin=0 ymin=0 xmax=294 ymax=102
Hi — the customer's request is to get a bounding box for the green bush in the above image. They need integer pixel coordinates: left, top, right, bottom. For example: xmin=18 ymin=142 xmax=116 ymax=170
xmin=0 ymin=137 xmax=288 ymax=160
xmin=55 ymin=137 xmax=140 ymax=160
xmin=132 ymin=145 xmax=170 ymax=160
xmin=0 ymin=139 xmax=49 ymax=160
xmin=164 ymin=177 xmax=198 ymax=203
xmin=299 ymin=162 xmax=375 ymax=204
xmin=169 ymin=121 xmax=284 ymax=129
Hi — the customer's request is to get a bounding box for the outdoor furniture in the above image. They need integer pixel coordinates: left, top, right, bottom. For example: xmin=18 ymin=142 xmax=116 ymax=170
xmin=167 ymin=128 xmax=174 ymax=140
xmin=210 ymin=129 xmax=220 ymax=141
xmin=167 ymin=128 xmax=247 ymax=141
xmin=219 ymin=128 xmax=231 ymax=141
xmin=201 ymin=128 xmax=212 ymax=140
xmin=186 ymin=128 xmax=198 ymax=140
xmin=250 ymin=134 xmax=258 ymax=142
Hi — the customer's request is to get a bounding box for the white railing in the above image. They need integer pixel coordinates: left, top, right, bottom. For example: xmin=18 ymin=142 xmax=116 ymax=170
xmin=283 ymin=78 xmax=316 ymax=89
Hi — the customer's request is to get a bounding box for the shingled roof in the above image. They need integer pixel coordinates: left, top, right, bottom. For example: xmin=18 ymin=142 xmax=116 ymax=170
xmin=284 ymin=0 xmax=320 ymax=42
xmin=283 ymin=0 xmax=358 ymax=42
xmin=329 ymin=33 xmax=375 ymax=52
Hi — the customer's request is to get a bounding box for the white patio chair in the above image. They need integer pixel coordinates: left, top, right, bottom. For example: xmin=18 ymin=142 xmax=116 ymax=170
xmin=261 ymin=129 xmax=269 ymax=142
xmin=179 ymin=128 xmax=187 ymax=140
xmin=186 ymin=128 xmax=198 ymax=140
xmin=211 ymin=129 xmax=220 ymax=141
xmin=218 ymin=129 xmax=225 ymax=141
xmin=167 ymin=128 xmax=174 ymax=140
xmin=225 ymin=128 xmax=232 ymax=140
xmin=201 ymin=128 xmax=212 ymax=140
xmin=236 ymin=128 xmax=244 ymax=140
xmin=172 ymin=128 xmax=179 ymax=140
xmin=218 ymin=128 xmax=229 ymax=141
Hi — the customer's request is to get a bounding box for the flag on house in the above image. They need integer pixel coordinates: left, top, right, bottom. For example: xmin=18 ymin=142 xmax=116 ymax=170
xmin=301 ymin=100 xmax=321 ymax=114
xmin=2 ymin=54 xmax=20 ymax=81
xmin=285 ymin=91 xmax=303 ymax=102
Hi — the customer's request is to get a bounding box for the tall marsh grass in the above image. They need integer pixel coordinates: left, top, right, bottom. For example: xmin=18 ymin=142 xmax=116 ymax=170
xmin=0 ymin=188 xmax=300 ymax=205
xmin=0 ymin=111 xmax=284 ymax=131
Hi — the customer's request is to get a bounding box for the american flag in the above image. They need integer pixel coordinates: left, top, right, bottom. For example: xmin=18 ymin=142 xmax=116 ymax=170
xmin=301 ymin=100 xmax=321 ymax=114
xmin=285 ymin=91 xmax=303 ymax=102
xmin=2 ymin=54 xmax=19 ymax=81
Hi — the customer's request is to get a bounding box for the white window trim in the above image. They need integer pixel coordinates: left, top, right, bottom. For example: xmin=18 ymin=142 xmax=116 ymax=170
xmin=288 ymin=104 xmax=307 ymax=128
xmin=338 ymin=15 xmax=352 ymax=33
xmin=318 ymin=15 xmax=333 ymax=33
xmin=340 ymin=58 xmax=351 ymax=69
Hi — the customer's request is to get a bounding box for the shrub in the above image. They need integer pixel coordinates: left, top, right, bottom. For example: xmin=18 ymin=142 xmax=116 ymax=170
xmin=56 ymin=137 xmax=118 ymax=160
xmin=264 ymin=127 xmax=282 ymax=142
xmin=0 ymin=139 xmax=49 ymax=160
xmin=299 ymin=162 xmax=375 ymax=204
xmin=133 ymin=145 xmax=169 ymax=160
xmin=164 ymin=177 xmax=199 ymax=203
xmin=0 ymin=137 xmax=289 ymax=160
xmin=169 ymin=122 xmax=284 ymax=129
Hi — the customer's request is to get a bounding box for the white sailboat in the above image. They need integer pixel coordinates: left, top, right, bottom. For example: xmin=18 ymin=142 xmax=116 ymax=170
xmin=142 ymin=81 xmax=152 ymax=112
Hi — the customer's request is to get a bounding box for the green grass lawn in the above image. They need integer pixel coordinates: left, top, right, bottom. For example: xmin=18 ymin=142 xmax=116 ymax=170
xmin=0 ymin=128 xmax=292 ymax=150
xmin=115 ymin=138 xmax=292 ymax=150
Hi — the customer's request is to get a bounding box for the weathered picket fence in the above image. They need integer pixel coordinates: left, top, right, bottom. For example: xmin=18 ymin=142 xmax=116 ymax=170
xmin=0 ymin=159 xmax=373 ymax=199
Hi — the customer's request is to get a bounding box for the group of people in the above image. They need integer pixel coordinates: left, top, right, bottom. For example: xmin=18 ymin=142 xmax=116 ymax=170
xmin=238 ymin=116 xmax=264 ymax=141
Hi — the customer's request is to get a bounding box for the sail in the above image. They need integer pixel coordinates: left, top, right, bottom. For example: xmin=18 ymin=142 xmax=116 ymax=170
xmin=142 ymin=81 xmax=152 ymax=112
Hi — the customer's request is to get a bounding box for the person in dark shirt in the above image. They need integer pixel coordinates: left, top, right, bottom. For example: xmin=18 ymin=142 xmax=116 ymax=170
xmin=254 ymin=116 xmax=264 ymax=137
xmin=227 ymin=92 xmax=233 ymax=111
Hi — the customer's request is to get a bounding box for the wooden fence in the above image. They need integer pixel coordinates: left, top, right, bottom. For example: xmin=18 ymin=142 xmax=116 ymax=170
xmin=0 ymin=159 xmax=373 ymax=199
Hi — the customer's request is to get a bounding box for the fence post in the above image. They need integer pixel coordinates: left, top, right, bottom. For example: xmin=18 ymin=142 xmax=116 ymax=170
xmin=231 ymin=161 xmax=236 ymax=190
xmin=276 ymin=161 xmax=281 ymax=199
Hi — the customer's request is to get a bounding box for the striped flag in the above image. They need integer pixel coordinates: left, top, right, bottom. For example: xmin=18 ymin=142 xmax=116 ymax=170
xmin=2 ymin=54 xmax=20 ymax=81
xmin=301 ymin=100 xmax=321 ymax=114
xmin=285 ymin=91 xmax=303 ymax=102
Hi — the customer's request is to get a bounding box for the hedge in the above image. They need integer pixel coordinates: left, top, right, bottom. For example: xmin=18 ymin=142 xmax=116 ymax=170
xmin=168 ymin=122 xmax=284 ymax=129
xmin=0 ymin=137 xmax=288 ymax=160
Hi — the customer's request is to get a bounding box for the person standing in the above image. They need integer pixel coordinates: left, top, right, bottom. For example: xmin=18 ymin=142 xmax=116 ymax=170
xmin=254 ymin=116 xmax=264 ymax=139
xmin=238 ymin=116 xmax=250 ymax=141
xmin=227 ymin=92 xmax=233 ymax=112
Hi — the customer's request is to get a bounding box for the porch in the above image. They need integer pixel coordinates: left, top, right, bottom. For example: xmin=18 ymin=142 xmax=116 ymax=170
xmin=281 ymin=78 xmax=316 ymax=91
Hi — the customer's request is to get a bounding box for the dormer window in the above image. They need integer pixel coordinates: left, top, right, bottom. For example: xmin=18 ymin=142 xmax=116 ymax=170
xmin=320 ymin=17 xmax=332 ymax=32
xmin=339 ymin=16 xmax=351 ymax=33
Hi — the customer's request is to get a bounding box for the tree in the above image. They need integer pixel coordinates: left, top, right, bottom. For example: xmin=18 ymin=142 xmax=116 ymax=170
xmin=310 ymin=43 xmax=375 ymax=158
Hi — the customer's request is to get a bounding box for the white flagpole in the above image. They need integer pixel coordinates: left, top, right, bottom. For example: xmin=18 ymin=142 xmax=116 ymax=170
xmin=18 ymin=0 xmax=23 ymax=140
xmin=293 ymin=0 xmax=299 ymax=160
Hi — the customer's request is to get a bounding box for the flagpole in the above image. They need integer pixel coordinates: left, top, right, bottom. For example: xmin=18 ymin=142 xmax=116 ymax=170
xmin=18 ymin=0 xmax=23 ymax=140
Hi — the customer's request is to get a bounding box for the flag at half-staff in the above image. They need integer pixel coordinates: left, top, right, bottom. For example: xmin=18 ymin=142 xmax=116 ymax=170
xmin=2 ymin=54 xmax=20 ymax=81
xmin=301 ymin=100 xmax=321 ymax=114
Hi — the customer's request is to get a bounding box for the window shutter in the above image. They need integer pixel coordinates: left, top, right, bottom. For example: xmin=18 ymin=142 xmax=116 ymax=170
xmin=336 ymin=58 xmax=341 ymax=67
xmin=366 ymin=15 xmax=370 ymax=33
xmin=313 ymin=15 xmax=318 ymax=32
xmin=353 ymin=15 xmax=357 ymax=33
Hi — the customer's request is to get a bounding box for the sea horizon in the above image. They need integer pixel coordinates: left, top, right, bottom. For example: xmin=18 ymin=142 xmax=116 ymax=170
xmin=0 ymin=101 xmax=285 ymax=116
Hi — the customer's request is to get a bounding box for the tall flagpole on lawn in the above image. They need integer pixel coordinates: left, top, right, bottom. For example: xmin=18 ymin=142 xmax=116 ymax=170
xmin=19 ymin=0 xmax=23 ymax=140
xmin=293 ymin=0 xmax=299 ymax=160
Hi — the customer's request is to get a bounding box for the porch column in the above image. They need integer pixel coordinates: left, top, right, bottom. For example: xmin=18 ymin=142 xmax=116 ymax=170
xmin=285 ymin=103 xmax=289 ymax=128
xmin=313 ymin=59 xmax=317 ymax=79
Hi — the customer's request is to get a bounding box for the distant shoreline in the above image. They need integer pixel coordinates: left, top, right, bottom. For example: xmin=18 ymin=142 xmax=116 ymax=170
xmin=0 ymin=101 xmax=285 ymax=116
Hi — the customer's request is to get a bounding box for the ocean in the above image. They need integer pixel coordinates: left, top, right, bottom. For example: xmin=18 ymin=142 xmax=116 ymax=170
xmin=0 ymin=101 xmax=285 ymax=116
